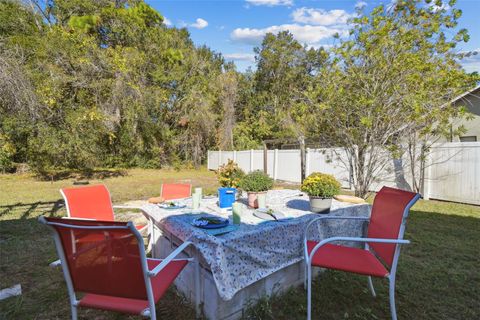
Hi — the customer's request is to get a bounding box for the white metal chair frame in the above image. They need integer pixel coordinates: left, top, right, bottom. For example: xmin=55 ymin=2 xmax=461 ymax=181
xmin=303 ymin=193 xmax=420 ymax=320
xmin=39 ymin=216 xmax=200 ymax=320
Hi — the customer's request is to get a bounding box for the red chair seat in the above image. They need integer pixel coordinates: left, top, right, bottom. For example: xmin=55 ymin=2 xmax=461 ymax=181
xmin=78 ymin=259 xmax=188 ymax=314
xmin=307 ymin=241 xmax=389 ymax=278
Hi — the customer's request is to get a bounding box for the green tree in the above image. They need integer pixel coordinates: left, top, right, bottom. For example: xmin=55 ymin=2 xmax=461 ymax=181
xmin=235 ymin=31 xmax=327 ymax=147
xmin=0 ymin=0 xmax=231 ymax=172
xmin=310 ymin=0 xmax=478 ymax=197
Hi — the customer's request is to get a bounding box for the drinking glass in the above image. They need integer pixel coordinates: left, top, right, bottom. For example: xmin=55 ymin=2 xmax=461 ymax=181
xmin=192 ymin=192 xmax=201 ymax=210
xmin=232 ymin=202 xmax=243 ymax=225
xmin=257 ymin=193 xmax=267 ymax=209
xmin=194 ymin=187 xmax=202 ymax=198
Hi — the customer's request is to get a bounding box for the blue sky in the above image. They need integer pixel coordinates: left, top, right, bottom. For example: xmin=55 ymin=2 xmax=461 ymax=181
xmin=146 ymin=0 xmax=480 ymax=72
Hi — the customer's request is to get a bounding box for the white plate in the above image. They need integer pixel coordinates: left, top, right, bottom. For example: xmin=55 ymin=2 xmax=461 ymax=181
xmin=253 ymin=208 xmax=286 ymax=221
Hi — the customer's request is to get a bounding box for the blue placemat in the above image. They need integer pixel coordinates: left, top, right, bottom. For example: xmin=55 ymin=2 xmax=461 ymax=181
xmin=258 ymin=217 xmax=294 ymax=225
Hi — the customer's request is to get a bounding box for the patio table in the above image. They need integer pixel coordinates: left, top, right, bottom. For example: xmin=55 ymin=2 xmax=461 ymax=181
xmin=141 ymin=189 xmax=370 ymax=309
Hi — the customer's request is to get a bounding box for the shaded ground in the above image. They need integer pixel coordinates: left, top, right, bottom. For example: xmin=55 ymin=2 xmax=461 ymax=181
xmin=0 ymin=169 xmax=479 ymax=319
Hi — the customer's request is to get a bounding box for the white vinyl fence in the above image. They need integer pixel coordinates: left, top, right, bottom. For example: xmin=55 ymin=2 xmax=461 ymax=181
xmin=207 ymin=142 xmax=480 ymax=205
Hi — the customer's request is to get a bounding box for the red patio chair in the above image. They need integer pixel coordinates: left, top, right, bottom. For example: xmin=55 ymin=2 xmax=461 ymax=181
xmin=304 ymin=186 xmax=420 ymax=320
xmin=60 ymin=184 xmax=154 ymax=253
xmin=39 ymin=216 xmax=197 ymax=320
xmin=161 ymin=183 xmax=192 ymax=201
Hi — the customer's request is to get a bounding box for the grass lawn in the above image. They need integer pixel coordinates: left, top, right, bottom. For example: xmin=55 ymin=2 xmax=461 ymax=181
xmin=0 ymin=168 xmax=479 ymax=319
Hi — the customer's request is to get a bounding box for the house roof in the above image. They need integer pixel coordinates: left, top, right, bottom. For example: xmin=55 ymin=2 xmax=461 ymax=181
xmin=450 ymin=85 xmax=480 ymax=105
xmin=450 ymin=85 xmax=480 ymax=116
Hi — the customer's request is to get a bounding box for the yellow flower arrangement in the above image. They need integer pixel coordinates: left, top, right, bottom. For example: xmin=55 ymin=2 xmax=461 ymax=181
xmin=301 ymin=172 xmax=341 ymax=198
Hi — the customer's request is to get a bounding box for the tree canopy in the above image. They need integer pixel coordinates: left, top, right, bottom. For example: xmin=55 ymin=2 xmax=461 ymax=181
xmin=0 ymin=0 xmax=477 ymax=188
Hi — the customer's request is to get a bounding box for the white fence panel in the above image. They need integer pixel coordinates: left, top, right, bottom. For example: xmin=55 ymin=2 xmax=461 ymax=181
xmin=266 ymin=150 xmax=275 ymax=177
xmin=306 ymin=148 xmax=351 ymax=188
xmin=426 ymin=142 xmax=480 ymax=205
xmin=220 ymin=151 xmax=234 ymax=166
xmin=252 ymin=150 xmax=264 ymax=171
xmin=276 ymin=150 xmax=302 ymax=183
xmin=236 ymin=151 xmax=251 ymax=172
xmin=208 ymin=142 xmax=480 ymax=205
xmin=207 ymin=151 xmax=217 ymax=170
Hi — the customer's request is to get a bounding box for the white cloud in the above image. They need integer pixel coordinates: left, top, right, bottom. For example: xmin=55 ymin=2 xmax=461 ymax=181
xmin=190 ymin=18 xmax=208 ymax=29
xmin=291 ymin=7 xmax=354 ymax=26
xmin=355 ymin=1 xmax=367 ymax=10
xmin=459 ymin=49 xmax=480 ymax=73
xmin=427 ymin=1 xmax=451 ymax=12
xmin=246 ymin=0 xmax=293 ymax=6
xmin=386 ymin=0 xmax=398 ymax=12
xmin=224 ymin=53 xmax=256 ymax=62
xmin=231 ymin=24 xmax=347 ymax=46
xmin=163 ymin=17 xmax=172 ymax=26
xmin=310 ymin=43 xmax=333 ymax=50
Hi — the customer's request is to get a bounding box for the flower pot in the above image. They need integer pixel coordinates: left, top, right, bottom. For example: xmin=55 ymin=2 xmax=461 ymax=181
xmin=247 ymin=191 xmax=267 ymax=209
xmin=309 ymin=196 xmax=332 ymax=213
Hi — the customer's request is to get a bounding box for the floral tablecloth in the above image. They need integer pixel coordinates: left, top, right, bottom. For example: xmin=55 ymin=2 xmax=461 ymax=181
xmin=141 ymin=189 xmax=370 ymax=301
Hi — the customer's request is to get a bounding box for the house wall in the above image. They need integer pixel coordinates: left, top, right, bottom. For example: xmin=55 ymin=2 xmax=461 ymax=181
xmin=439 ymin=87 xmax=480 ymax=142
xmin=449 ymin=115 xmax=480 ymax=142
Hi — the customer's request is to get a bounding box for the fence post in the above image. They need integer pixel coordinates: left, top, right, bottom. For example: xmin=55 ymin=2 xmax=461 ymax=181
xmin=299 ymin=136 xmax=306 ymax=182
xmin=274 ymin=149 xmax=279 ymax=180
xmin=250 ymin=149 xmax=254 ymax=172
xmin=305 ymin=148 xmax=311 ymax=176
xmin=273 ymin=149 xmax=278 ymax=180
xmin=207 ymin=150 xmax=210 ymax=170
xmin=263 ymin=143 xmax=268 ymax=174
xmin=423 ymin=151 xmax=433 ymax=200
xmin=233 ymin=150 xmax=237 ymax=162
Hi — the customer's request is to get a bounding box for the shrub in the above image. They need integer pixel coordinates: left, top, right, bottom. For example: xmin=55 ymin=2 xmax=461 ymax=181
xmin=0 ymin=135 xmax=16 ymax=173
xmin=217 ymin=159 xmax=245 ymax=188
xmin=239 ymin=170 xmax=274 ymax=192
xmin=301 ymin=172 xmax=341 ymax=198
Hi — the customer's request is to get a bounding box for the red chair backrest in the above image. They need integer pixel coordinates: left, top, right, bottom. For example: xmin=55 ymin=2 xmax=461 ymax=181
xmin=61 ymin=185 xmax=114 ymax=221
xmin=367 ymin=186 xmax=419 ymax=267
xmin=44 ymin=217 xmax=149 ymax=300
xmin=161 ymin=183 xmax=191 ymax=200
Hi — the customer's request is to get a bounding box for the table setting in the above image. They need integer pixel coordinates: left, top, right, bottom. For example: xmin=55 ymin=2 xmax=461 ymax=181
xmin=141 ymin=188 xmax=370 ymax=301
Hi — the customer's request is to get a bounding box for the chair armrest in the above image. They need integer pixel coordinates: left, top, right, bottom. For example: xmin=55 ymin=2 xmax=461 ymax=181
xmin=303 ymin=216 xmax=370 ymax=243
xmin=307 ymin=236 xmax=410 ymax=262
xmin=147 ymin=241 xmax=193 ymax=277
xmin=113 ymin=205 xmax=152 ymax=222
xmin=303 ymin=216 xmax=370 ymax=258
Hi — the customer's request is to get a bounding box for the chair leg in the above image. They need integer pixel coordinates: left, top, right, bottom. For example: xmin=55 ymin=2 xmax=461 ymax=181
xmin=307 ymin=263 xmax=312 ymax=320
xmin=389 ymin=277 xmax=397 ymax=320
xmin=368 ymin=276 xmax=376 ymax=297
xmin=304 ymin=260 xmax=308 ymax=290
xmin=70 ymin=304 xmax=78 ymax=320
xmin=150 ymin=305 xmax=157 ymax=320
